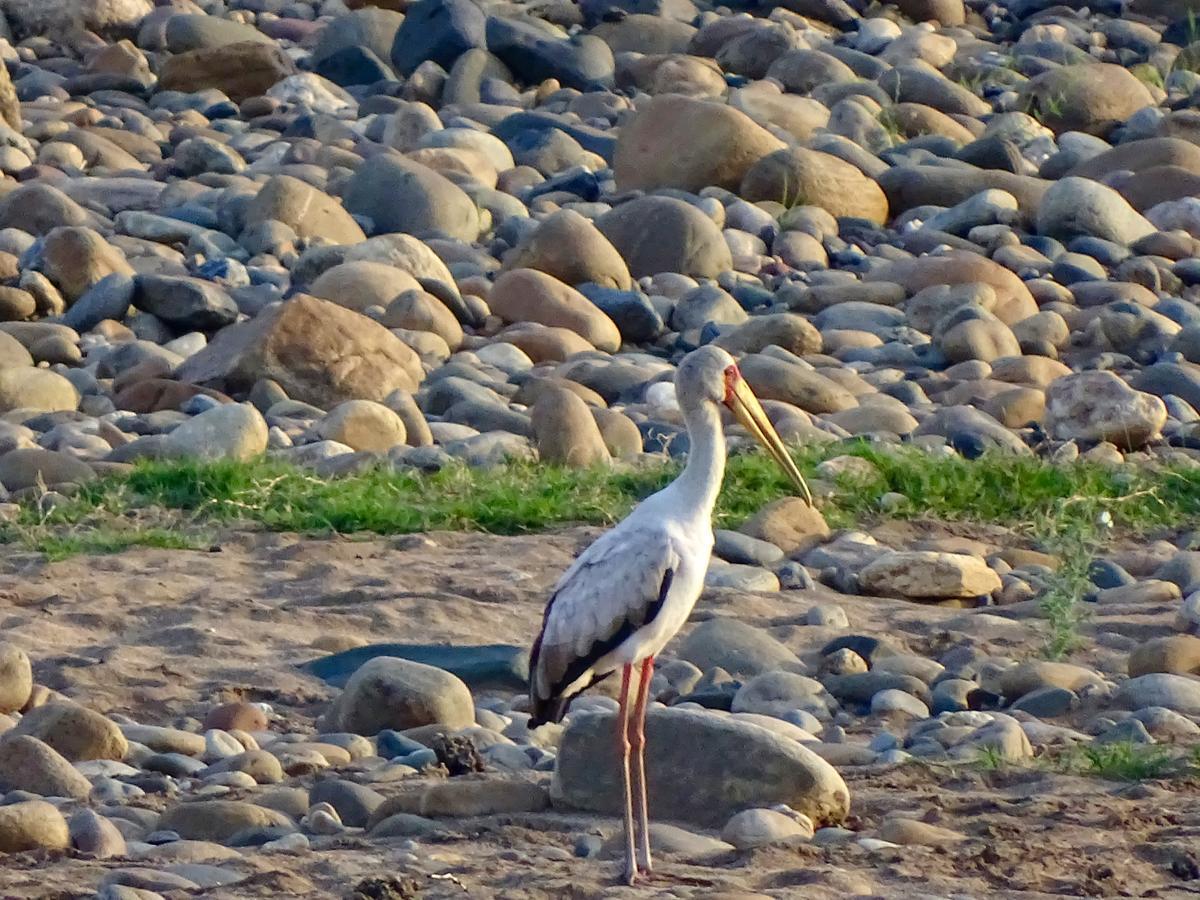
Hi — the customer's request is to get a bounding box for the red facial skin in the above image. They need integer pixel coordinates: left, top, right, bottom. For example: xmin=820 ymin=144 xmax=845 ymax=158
xmin=722 ymin=364 xmax=741 ymax=405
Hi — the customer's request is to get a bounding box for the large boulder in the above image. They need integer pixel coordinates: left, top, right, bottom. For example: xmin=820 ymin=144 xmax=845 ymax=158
xmin=552 ymin=707 xmax=850 ymax=827
xmin=1044 ymin=371 xmax=1166 ymax=450
xmin=1020 ymin=63 xmax=1153 ymax=136
xmin=530 ymin=385 xmax=611 ymax=467
xmin=614 ymin=95 xmax=785 ymax=193
xmin=489 ymin=269 xmax=621 ymax=352
xmin=342 ymin=154 xmax=480 ymax=241
xmin=596 ymin=196 xmax=731 ymax=279
xmin=327 ymin=657 xmax=475 ymax=735
xmin=740 ymin=147 xmax=889 ymax=224
xmin=175 ymin=294 xmax=422 ymax=408
xmin=1035 ymin=177 xmax=1155 ymax=245
xmin=35 ymin=227 xmax=134 ymax=303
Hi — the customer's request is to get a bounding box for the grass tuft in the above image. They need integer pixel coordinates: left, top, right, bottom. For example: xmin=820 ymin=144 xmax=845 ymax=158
xmin=1062 ymin=742 xmax=1178 ymax=782
xmin=7 ymin=441 xmax=1200 ymax=657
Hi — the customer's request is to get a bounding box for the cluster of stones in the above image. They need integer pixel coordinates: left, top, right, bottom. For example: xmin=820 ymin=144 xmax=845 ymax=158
xmin=0 ymin=0 xmax=1197 ymax=503
xmin=6 ymin=527 xmax=1200 ymax=897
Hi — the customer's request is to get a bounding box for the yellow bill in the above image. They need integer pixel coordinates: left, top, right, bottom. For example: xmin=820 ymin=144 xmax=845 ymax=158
xmin=725 ymin=376 xmax=814 ymax=506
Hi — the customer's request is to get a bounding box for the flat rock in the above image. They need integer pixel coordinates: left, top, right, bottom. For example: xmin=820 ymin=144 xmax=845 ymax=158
xmin=157 ymin=800 xmax=295 ymax=844
xmin=858 ymin=551 xmax=1001 ymax=600
xmin=552 ymin=707 xmax=849 ymax=827
xmin=676 ymin=618 xmax=801 ymax=677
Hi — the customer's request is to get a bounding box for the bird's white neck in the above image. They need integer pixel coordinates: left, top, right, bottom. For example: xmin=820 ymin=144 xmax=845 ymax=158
xmin=675 ymin=400 xmax=727 ymax=518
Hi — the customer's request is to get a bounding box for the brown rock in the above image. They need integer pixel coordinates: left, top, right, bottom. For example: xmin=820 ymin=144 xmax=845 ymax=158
xmin=243 ymin=175 xmax=365 ymax=245
xmin=859 ymin=551 xmax=1001 ymax=600
xmin=876 ymin=166 xmax=1050 ymax=226
xmin=496 ymin=323 xmax=594 ymax=363
xmin=316 ymin=400 xmax=407 ymax=451
xmin=1129 ymin=635 xmax=1200 ymax=677
xmin=1067 ymin=138 xmax=1200 ymax=181
xmin=740 ymin=147 xmax=889 ymax=224
xmin=983 ymin=386 xmax=1045 ymax=427
xmin=531 ymin=385 xmax=611 ymax=468
xmin=159 ymin=41 xmax=298 ymax=103
xmin=203 ymin=702 xmax=268 ymax=733
xmin=0 ymin=288 xmax=34 ymax=322
xmin=868 ymin=251 xmax=1037 ymax=325
xmin=156 ymin=800 xmax=294 ymax=843
xmin=0 ymin=735 xmax=93 ymax=800
xmin=112 ymin=379 xmax=232 ymax=414
xmin=739 ymin=497 xmax=829 ymax=554
xmin=738 ymin=354 xmax=857 ymax=414
xmin=596 ymin=196 xmax=732 ymax=280
xmin=614 ymin=94 xmax=786 ymax=193
xmin=308 ymin=261 xmax=422 ymax=314
xmin=0 ymin=800 xmax=69 ymax=853
xmin=0 ymin=52 xmax=19 ymax=130
xmin=489 ymin=270 xmax=621 ymax=352
xmin=1021 ymin=63 xmax=1153 ymax=137
xmin=896 ymin=0 xmax=964 ymax=24
xmin=12 ymin=703 xmax=128 ymax=762
xmin=997 ymin=661 xmax=1103 ymax=699
xmin=381 ymin=291 xmax=464 ymax=350
xmin=504 ymin=209 xmax=632 ymax=290
xmin=592 ymin=407 xmax=644 ymax=459
xmin=0 ymin=643 xmax=32 ymax=714
xmin=175 ymin=295 xmax=423 ymax=408
xmin=715 ymin=314 xmax=821 ymax=357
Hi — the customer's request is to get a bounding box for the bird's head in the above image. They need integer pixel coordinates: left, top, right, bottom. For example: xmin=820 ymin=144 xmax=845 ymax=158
xmin=676 ymin=346 xmax=813 ymax=504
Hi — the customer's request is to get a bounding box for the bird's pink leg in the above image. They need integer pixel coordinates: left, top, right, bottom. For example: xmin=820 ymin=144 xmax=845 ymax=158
xmin=616 ymin=663 xmax=637 ymax=886
xmin=630 ymin=655 xmax=655 ymax=875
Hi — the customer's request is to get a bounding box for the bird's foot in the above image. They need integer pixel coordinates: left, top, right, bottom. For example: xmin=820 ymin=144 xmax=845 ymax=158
xmin=619 ymin=864 xmax=655 ymax=886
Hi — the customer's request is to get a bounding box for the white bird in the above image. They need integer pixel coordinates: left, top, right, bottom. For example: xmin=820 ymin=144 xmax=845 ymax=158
xmin=528 ymin=345 xmax=812 ymax=885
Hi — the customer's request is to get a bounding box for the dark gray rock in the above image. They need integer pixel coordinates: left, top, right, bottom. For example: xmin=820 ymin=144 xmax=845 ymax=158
xmin=390 ymin=0 xmax=486 ymax=76
xmin=132 ymin=275 xmax=238 ymax=330
xmin=63 ymin=274 xmax=134 ymax=332
xmin=485 ymin=17 xmax=614 ymax=90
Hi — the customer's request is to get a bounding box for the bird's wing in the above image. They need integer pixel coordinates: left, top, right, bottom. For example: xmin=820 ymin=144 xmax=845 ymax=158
xmin=529 ymin=523 xmax=682 ymax=721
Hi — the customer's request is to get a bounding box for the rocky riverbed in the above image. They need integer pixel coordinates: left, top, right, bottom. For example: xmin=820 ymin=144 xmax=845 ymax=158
xmin=0 ymin=528 xmax=1199 ymax=900
xmin=2 ymin=0 xmax=1200 ymax=896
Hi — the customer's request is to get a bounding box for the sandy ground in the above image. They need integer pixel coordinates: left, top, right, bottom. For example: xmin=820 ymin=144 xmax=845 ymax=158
xmin=0 ymin=526 xmax=1198 ymax=899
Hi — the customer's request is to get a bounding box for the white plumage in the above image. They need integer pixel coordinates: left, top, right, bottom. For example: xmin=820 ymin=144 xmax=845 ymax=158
xmin=528 ymin=345 xmax=812 ymax=885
